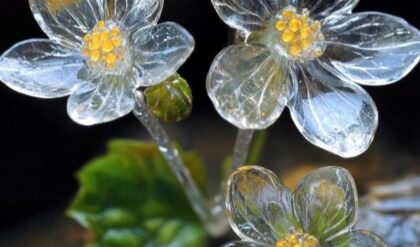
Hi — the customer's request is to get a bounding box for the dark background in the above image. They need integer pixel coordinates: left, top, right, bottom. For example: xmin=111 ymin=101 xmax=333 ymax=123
xmin=0 ymin=0 xmax=419 ymax=231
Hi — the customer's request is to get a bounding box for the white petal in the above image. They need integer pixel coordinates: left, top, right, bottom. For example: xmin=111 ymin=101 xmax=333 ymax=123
xmin=67 ymin=73 xmax=136 ymax=125
xmin=293 ymin=166 xmax=358 ymax=242
xmin=207 ymin=45 xmax=289 ymax=130
xmin=104 ymin=0 xmax=163 ymax=31
xmin=211 ymin=0 xmax=289 ymax=33
xmin=0 ymin=39 xmax=85 ymax=98
xmin=288 ymin=62 xmax=378 ymax=158
xmin=222 ymin=241 xmax=266 ymax=247
xmin=226 ymin=166 xmax=294 ymax=245
xmin=293 ymin=0 xmax=359 ymax=21
xmin=29 ymin=0 xmax=104 ymax=48
xmin=133 ymin=22 xmax=194 ymax=87
xmin=327 ymin=230 xmax=386 ymax=247
xmin=321 ymin=12 xmax=420 ymax=86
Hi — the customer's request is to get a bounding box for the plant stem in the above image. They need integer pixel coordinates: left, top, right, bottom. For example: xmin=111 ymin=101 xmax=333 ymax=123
xmin=212 ymin=129 xmax=255 ymax=219
xmin=133 ymin=91 xmax=228 ymax=236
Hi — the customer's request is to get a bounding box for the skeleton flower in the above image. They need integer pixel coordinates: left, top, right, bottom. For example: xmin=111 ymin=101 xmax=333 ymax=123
xmin=223 ymin=166 xmax=386 ymax=247
xmin=207 ymin=0 xmax=420 ymax=158
xmin=0 ymin=0 xmax=194 ymax=125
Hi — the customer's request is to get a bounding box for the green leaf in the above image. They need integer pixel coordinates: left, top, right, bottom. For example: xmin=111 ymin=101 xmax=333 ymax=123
xmin=67 ymin=140 xmax=207 ymax=247
xmin=144 ymin=74 xmax=193 ymax=123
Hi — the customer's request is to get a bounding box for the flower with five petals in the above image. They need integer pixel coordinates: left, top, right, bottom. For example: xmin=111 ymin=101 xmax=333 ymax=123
xmin=223 ymin=166 xmax=386 ymax=247
xmin=0 ymin=0 xmax=194 ymax=125
xmin=207 ymin=0 xmax=420 ymax=157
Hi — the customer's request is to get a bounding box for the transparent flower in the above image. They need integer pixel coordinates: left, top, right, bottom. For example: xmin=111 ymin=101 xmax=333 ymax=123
xmin=0 ymin=0 xmax=194 ymax=125
xmin=223 ymin=166 xmax=386 ymax=247
xmin=207 ymin=0 xmax=420 ymax=158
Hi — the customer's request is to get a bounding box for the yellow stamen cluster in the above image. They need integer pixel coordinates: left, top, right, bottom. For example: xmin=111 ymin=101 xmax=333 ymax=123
xmin=276 ymin=229 xmax=319 ymax=247
xmin=82 ymin=20 xmax=124 ymax=69
xmin=275 ymin=8 xmax=325 ymax=61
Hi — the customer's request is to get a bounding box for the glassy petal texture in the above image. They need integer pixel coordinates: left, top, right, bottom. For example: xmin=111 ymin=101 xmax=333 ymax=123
xmin=293 ymin=167 xmax=358 ymax=242
xmin=322 ymin=12 xmax=420 ymax=86
xmin=226 ymin=166 xmax=293 ymax=245
xmin=104 ymin=0 xmax=163 ymax=31
xmin=288 ymin=62 xmax=378 ymax=158
xmin=0 ymin=39 xmax=85 ymax=98
xmin=67 ymin=73 xmax=136 ymax=125
xmin=327 ymin=230 xmax=386 ymax=247
xmin=207 ymin=45 xmax=288 ymax=130
xmin=29 ymin=0 xmax=104 ymax=48
xmin=133 ymin=22 xmax=194 ymax=87
xmin=222 ymin=241 xmax=266 ymax=247
xmin=211 ymin=0 xmax=286 ymax=33
xmin=293 ymin=0 xmax=359 ymax=21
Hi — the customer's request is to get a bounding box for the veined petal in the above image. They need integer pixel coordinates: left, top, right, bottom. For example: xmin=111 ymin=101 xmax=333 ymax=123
xmin=288 ymin=62 xmax=378 ymax=158
xmin=67 ymin=72 xmax=136 ymax=125
xmin=211 ymin=0 xmax=288 ymax=33
xmin=0 ymin=39 xmax=85 ymax=98
xmin=133 ymin=22 xmax=194 ymax=87
xmin=321 ymin=12 xmax=420 ymax=86
xmin=293 ymin=0 xmax=359 ymax=22
xmin=104 ymin=0 xmax=163 ymax=31
xmin=293 ymin=167 xmax=358 ymax=243
xmin=222 ymin=241 xmax=266 ymax=247
xmin=327 ymin=230 xmax=386 ymax=247
xmin=29 ymin=0 xmax=104 ymax=48
xmin=226 ymin=166 xmax=294 ymax=245
xmin=207 ymin=45 xmax=289 ymax=130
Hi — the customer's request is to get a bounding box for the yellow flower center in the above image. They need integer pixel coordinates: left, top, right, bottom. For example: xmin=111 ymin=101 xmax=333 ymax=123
xmin=275 ymin=229 xmax=319 ymax=247
xmin=82 ymin=20 xmax=127 ymax=72
xmin=275 ymin=7 xmax=325 ymax=62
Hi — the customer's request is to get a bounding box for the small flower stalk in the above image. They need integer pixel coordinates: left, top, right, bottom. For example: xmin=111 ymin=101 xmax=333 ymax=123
xmin=223 ymin=166 xmax=386 ymax=247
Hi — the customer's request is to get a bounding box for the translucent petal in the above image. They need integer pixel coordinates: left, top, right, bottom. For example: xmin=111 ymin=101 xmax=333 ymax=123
xmin=211 ymin=0 xmax=289 ymax=33
xmin=67 ymin=72 xmax=136 ymax=125
xmin=288 ymin=62 xmax=378 ymax=158
xmin=293 ymin=0 xmax=359 ymax=21
xmin=29 ymin=0 xmax=104 ymax=48
xmin=321 ymin=12 xmax=420 ymax=86
xmin=327 ymin=230 xmax=386 ymax=247
xmin=292 ymin=166 xmax=358 ymax=242
xmin=0 ymin=39 xmax=85 ymax=99
xmin=104 ymin=0 xmax=163 ymax=31
xmin=133 ymin=22 xmax=194 ymax=87
xmin=222 ymin=241 xmax=266 ymax=247
xmin=207 ymin=45 xmax=289 ymax=130
xmin=226 ymin=166 xmax=294 ymax=245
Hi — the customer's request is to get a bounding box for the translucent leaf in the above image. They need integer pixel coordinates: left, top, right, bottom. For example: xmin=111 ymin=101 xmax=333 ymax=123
xmin=144 ymin=74 xmax=193 ymax=123
xmin=0 ymin=39 xmax=85 ymax=98
xmin=67 ymin=140 xmax=207 ymax=247
xmin=211 ymin=0 xmax=287 ymax=33
xmin=29 ymin=0 xmax=104 ymax=48
xmin=292 ymin=166 xmax=358 ymax=242
xmin=67 ymin=72 xmax=137 ymax=125
xmin=288 ymin=62 xmax=378 ymax=158
xmin=104 ymin=0 xmax=163 ymax=31
xmin=294 ymin=0 xmax=359 ymax=21
xmin=133 ymin=22 xmax=195 ymax=87
xmin=222 ymin=241 xmax=266 ymax=247
xmin=321 ymin=12 xmax=420 ymax=86
xmin=327 ymin=230 xmax=386 ymax=247
xmin=226 ymin=166 xmax=293 ymax=245
xmin=207 ymin=44 xmax=289 ymax=130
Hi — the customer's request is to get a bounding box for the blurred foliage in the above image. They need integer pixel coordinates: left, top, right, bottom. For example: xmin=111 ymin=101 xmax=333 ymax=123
xmin=67 ymin=140 xmax=207 ymax=247
xmin=144 ymin=74 xmax=193 ymax=123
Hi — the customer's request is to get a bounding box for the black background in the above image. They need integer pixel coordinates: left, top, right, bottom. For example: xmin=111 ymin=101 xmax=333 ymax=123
xmin=0 ymin=0 xmax=419 ymax=230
